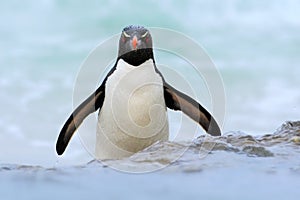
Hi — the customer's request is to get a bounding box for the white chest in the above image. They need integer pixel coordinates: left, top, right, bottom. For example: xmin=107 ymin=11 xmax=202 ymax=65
xmin=96 ymin=59 xmax=169 ymax=159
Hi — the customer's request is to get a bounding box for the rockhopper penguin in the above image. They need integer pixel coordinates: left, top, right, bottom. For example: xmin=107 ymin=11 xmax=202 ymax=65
xmin=56 ymin=25 xmax=221 ymax=159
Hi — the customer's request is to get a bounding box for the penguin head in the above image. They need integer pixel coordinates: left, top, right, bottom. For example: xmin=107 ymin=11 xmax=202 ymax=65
xmin=118 ymin=25 xmax=154 ymax=66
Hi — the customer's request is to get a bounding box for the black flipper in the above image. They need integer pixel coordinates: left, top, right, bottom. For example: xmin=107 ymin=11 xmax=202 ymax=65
xmin=163 ymin=82 xmax=221 ymax=136
xmin=56 ymin=85 xmax=105 ymax=155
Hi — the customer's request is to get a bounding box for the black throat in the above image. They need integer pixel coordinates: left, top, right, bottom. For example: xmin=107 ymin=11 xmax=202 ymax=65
xmin=117 ymin=48 xmax=154 ymax=66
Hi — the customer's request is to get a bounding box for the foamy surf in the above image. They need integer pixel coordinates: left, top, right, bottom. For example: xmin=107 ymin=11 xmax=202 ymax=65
xmin=1 ymin=121 xmax=300 ymax=200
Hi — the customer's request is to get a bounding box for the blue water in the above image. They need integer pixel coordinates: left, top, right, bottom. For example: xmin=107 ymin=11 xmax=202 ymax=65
xmin=1 ymin=1 xmax=300 ymax=199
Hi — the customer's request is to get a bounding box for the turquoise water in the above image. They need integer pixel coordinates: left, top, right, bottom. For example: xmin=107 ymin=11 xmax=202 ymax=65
xmin=1 ymin=1 xmax=300 ymax=199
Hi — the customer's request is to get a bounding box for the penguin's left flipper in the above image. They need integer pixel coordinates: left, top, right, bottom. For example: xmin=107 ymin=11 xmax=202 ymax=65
xmin=56 ymin=85 xmax=105 ymax=155
xmin=163 ymin=82 xmax=221 ymax=136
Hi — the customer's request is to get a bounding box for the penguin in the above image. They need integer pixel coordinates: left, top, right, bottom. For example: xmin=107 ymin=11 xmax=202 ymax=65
xmin=56 ymin=25 xmax=221 ymax=159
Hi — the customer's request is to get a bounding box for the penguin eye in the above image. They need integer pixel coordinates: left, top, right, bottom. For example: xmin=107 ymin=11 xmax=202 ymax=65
xmin=123 ymin=31 xmax=131 ymax=38
xmin=141 ymin=31 xmax=148 ymax=38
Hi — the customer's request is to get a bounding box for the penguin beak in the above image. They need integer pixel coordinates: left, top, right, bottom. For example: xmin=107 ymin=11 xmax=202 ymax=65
xmin=131 ymin=35 xmax=138 ymax=50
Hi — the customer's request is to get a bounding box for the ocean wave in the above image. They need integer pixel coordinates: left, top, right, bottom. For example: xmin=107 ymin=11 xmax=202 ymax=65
xmin=2 ymin=121 xmax=299 ymax=173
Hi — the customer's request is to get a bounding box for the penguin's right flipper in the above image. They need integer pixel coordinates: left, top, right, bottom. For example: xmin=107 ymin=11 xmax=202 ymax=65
xmin=163 ymin=82 xmax=221 ymax=136
xmin=56 ymin=85 xmax=105 ymax=155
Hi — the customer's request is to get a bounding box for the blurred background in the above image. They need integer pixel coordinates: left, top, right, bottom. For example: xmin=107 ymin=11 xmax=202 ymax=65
xmin=0 ymin=0 xmax=299 ymax=166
